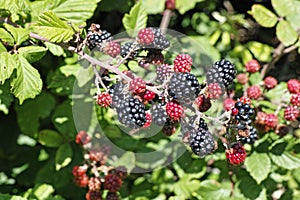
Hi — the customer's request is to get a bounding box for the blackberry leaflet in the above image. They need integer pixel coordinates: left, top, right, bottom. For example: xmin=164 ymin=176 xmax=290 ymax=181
xmin=188 ymin=128 xmax=215 ymax=157
xmin=120 ymin=42 xmax=139 ymax=58
xmin=168 ymin=72 xmax=200 ymax=105
xmin=206 ymin=59 xmax=236 ymax=88
xmin=151 ymin=104 xmax=167 ymax=126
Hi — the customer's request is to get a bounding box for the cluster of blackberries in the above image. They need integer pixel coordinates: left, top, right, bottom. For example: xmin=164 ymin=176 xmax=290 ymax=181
xmin=232 ymin=102 xmax=254 ymax=126
xmin=86 ymin=24 xmax=113 ymax=50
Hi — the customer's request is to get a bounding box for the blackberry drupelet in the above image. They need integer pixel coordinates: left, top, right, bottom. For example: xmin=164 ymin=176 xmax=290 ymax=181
xmin=206 ymin=59 xmax=236 ymax=88
xmin=181 ymin=116 xmax=208 ymax=136
xmin=156 ymin=64 xmax=173 ymax=83
xmin=87 ymin=30 xmax=113 ymax=50
xmin=168 ymin=72 xmax=200 ymax=105
xmin=117 ymin=97 xmax=146 ymax=128
xmin=188 ymin=128 xmax=215 ymax=157
xmin=239 ymin=126 xmax=258 ymax=144
xmin=233 ymin=102 xmax=254 ymax=125
xmin=120 ymin=42 xmax=139 ymax=58
xmin=151 ymin=104 xmax=167 ymax=126
xmin=150 ymin=28 xmax=170 ymax=50
xmin=108 ymin=82 xmax=127 ymax=109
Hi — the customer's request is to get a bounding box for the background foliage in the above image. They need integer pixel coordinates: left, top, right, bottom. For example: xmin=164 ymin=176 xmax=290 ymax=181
xmin=1 ymin=0 xmax=300 ymax=199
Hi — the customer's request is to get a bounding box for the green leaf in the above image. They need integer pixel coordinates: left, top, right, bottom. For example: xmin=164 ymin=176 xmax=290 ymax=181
xmin=0 ymin=52 xmax=18 ymax=84
xmin=3 ymin=24 xmax=29 ymax=45
xmin=15 ymin=92 xmax=56 ymax=137
xmin=0 ymin=81 xmax=14 ymax=114
xmin=250 ymin=5 xmax=278 ymax=28
xmin=0 ymin=42 xmax=6 ymax=53
xmin=272 ymin=0 xmax=296 ymax=17
xmin=38 ymin=130 xmax=64 ymax=147
xmin=55 ymin=143 xmax=73 ymax=171
xmin=0 ymin=0 xmax=30 ymax=22
xmin=141 ymin=0 xmax=165 ymax=14
xmin=113 ymin=151 xmax=136 ymax=172
xmin=44 ymin=42 xmax=65 ymax=56
xmin=194 ymin=180 xmax=231 ymax=200
xmin=247 ymin=41 xmax=273 ymax=62
xmin=276 ymin=20 xmax=298 ymax=46
xmin=10 ymin=55 xmax=43 ymax=104
xmin=122 ymin=2 xmax=148 ymax=37
xmin=33 ymin=11 xmax=75 ymax=43
xmin=269 ymin=152 xmax=300 ymax=170
xmin=176 ymin=0 xmax=205 ymax=14
xmin=249 ymin=72 xmax=262 ymax=85
xmin=0 ymin=28 xmax=14 ymax=45
xmin=33 ymin=184 xmax=55 ymax=200
xmin=53 ymin=0 xmax=99 ymax=24
xmin=286 ymin=1 xmax=300 ymax=30
xmin=264 ymin=82 xmax=290 ymax=103
xmin=18 ymin=46 xmax=47 ymax=63
xmin=245 ymin=152 xmax=271 ymax=184
xmin=174 ymin=177 xmax=201 ymax=198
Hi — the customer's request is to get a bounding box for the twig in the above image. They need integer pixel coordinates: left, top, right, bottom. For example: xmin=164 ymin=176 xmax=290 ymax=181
xmin=0 ymin=16 xmax=19 ymax=27
xmin=160 ymin=9 xmax=172 ymax=33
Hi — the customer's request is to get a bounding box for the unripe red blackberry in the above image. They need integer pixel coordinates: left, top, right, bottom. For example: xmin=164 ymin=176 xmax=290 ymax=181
xmin=103 ymin=41 xmax=120 ymax=58
xmin=88 ymin=177 xmax=101 ymax=192
xmin=237 ymin=73 xmax=248 ymax=85
xmin=207 ymin=83 xmax=223 ymax=99
xmin=284 ymin=106 xmax=300 ymax=121
xmin=129 ymin=78 xmax=146 ymax=94
xmin=97 ymin=92 xmax=112 ymax=107
xmin=106 ymin=192 xmax=119 ymax=200
xmin=291 ymin=93 xmax=300 ymax=107
xmin=195 ymin=95 xmax=211 ymax=112
xmin=104 ymin=174 xmax=122 ymax=192
xmin=264 ymin=76 xmax=277 ymax=89
xmin=86 ymin=190 xmax=102 ymax=200
xmin=156 ymin=64 xmax=174 ymax=83
xmin=88 ymin=146 xmax=110 ymax=165
xmin=255 ymin=111 xmax=267 ymax=125
xmin=138 ymin=28 xmax=155 ymax=45
xmin=264 ymin=113 xmax=278 ymax=129
xmin=245 ymin=59 xmax=260 ymax=73
xmin=143 ymin=113 xmax=152 ymax=128
xmin=226 ymin=143 xmax=246 ymax=165
xmin=75 ymin=131 xmax=91 ymax=145
xmin=237 ymin=96 xmax=252 ymax=106
xmin=246 ymin=85 xmax=262 ymax=100
xmin=223 ymin=98 xmax=235 ymax=111
xmin=287 ymin=79 xmax=300 ymax=94
xmin=165 ymin=0 xmax=175 ymax=10
xmin=166 ymin=101 xmax=183 ymax=121
xmin=72 ymin=165 xmax=87 ymax=177
xmin=188 ymin=128 xmax=215 ymax=157
xmin=173 ymin=53 xmax=192 ymax=73
xmin=143 ymin=90 xmax=156 ymax=101
xmin=74 ymin=174 xmax=89 ymax=188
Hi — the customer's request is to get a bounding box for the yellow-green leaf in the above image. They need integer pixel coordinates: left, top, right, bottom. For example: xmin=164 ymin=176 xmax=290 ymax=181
xmin=3 ymin=24 xmax=29 ymax=45
xmin=276 ymin=20 xmax=298 ymax=46
xmin=250 ymin=4 xmax=278 ymax=28
xmin=0 ymin=28 xmax=14 ymax=45
xmin=141 ymin=0 xmax=165 ymax=14
xmin=0 ymin=52 xmax=18 ymax=84
xmin=272 ymin=0 xmax=296 ymax=17
xmin=18 ymin=46 xmax=47 ymax=63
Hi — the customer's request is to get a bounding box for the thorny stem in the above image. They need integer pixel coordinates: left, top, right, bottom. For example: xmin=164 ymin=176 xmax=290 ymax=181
xmin=92 ymin=65 xmax=107 ymax=92
xmin=160 ymin=9 xmax=172 ymax=33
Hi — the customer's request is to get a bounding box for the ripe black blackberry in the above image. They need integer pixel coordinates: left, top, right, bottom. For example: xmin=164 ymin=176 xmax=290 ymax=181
xmin=150 ymin=28 xmax=170 ymax=50
xmin=167 ymin=73 xmax=200 ymax=105
xmin=206 ymin=59 xmax=236 ymax=88
xmin=156 ymin=64 xmax=173 ymax=83
xmin=238 ymin=126 xmax=258 ymax=144
xmin=188 ymin=128 xmax=215 ymax=157
xmin=151 ymin=104 xmax=167 ymax=126
xmin=120 ymin=42 xmax=139 ymax=59
xmin=233 ymin=102 xmax=254 ymax=125
xmin=116 ymin=97 xmax=146 ymax=128
xmin=181 ymin=116 xmax=208 ymax=136
xmin=87 ymin=30 xmax=113 ymax=50
xmin=108 ymin=82 xmax=127 ymax=109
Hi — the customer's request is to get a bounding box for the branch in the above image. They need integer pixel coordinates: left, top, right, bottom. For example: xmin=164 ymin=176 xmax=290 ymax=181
xmin=159 ymin=9 xmax=172 ymax=33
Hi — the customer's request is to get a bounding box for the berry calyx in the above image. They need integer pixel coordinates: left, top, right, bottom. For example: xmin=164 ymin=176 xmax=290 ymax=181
xmin=75 ymin=131 xmax=91 ymax=145
xmin=104 ymin=174 xmax=122 ymax=193
xmin=173 ymin=53 xmax=193 ymax=73
xmin=166 ymin=101 xmax=183 ymax=121
xmin=284 ymin=106 xmax=300 ymax=121
xmin=264 ymin=76 xmax=277 ymax=89
xmin=246 ymin=85 xmax=262 ymax=100
xmin=291 ymin=93 xmax=300 ymax=107
xmin=245 ymin=59 xmax=260 ymax=73
xmin=287 ymin=79 xmax=300 ymax=94
xmin=129 ymin=78 xmax=146 ymax=94
xmin=97 ymin=92 xmax=112 ymax=107
xmin=226 ymin=143 xmax=246 ymax=165
xmin=138 ymin=28 xmax=155 ymax=45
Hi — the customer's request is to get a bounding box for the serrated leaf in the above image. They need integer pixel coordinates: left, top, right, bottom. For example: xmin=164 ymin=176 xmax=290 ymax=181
xmin=0 ymin=0 xmax=30 ymax=22
xmin=176 ymin=0 xmax=205 ymax=14
xmin=269 ymin=152 xmax=300 ymax=170
xmin=0 ymin=28 xmax=14 ymax=45
xmin=53 ymin=0 xmax=98 ymax=24
xmin=34 ymin=184 xmax=55 ymax=200
xmin=113 ymin=151 xmax=136 ymax=172
xmin=249 ymin=72 xmax=262 ymax=85
xmin=10 ymin=55 xmax=42 ymax=104
xmin=194 ymin=180 xmax=231 ymax=200
xmin=247 ymin=41 xmax=273 ymax=62
xmin=272 ymin=0 xmax=296 ymax=17
xmin=122 ymin=2 xmax=148 ymax=37
xmin=45 ymin=42 xmax=65 ymax=56
xmin=245 ymin=152 xmax=271 ymax=184
xmin=141 ymin=0 xmax=165 ymax=14
xmin=55 ymin=143 xmax=73 ymax=171
xmin=0 ymin=52 xmax=18 ymax=84
xmin=38 ymin=130 xmax=64 ymax=147
xmin=3 ymin=24 xmax=29 ymax=45
xmin=15 ymin=92 xmax=56 ymax=136
xmin=264 ymin=82 xmax=290 ymax=102
xmin=34 ymin=11 xmax=75 ymax=43
xmin=251 ymin=5 xmax=278 ymax=28
xmin=18 ymin=46 xmax=47 ymax=63
xmin=0 ymin=42 xmax=6 ymax=53
xmin=276 ymin=20 xmax=298 ymax=46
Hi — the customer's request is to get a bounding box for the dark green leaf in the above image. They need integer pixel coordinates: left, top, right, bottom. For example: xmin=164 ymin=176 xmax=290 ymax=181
xmin=276 ymin=20 xmax=298 ymax=46
xmin=18 ymin=46 xmax=47 ymax=63
xmin=55 ymin=143 xmax=73 ymax=171
xmin=0 ymin=52 xmax=18 ymax=84
xmin=0 ymin=81 xmax=13 ymax=114
xmin=38 ymin=130 xmax=64 ymax=147
xmin=245 ymin=152 xmax=271 ymax=184
xmin=122 ymin=2 xmax=148 ymax=37
xmin=4 ymin=24 xmax=29 ymax=45
xmin=250 ymin=5 xmax=278 ymax=28
xmin=10 ymin=55 xmax=43 ymax=104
